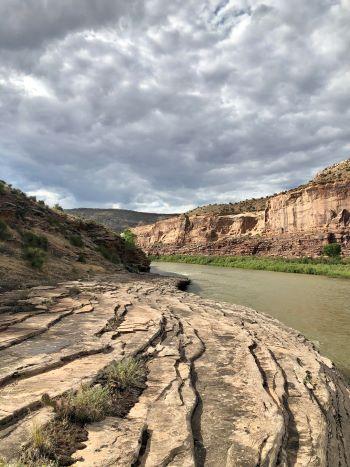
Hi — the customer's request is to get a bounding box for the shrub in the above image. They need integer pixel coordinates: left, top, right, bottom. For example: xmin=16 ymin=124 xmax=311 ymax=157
xmin=22 ymin=231 xmax=48 ymax=250
xmin=19 ymin=420 xmax=55 ymax=466
xmin=23 ymin=247 xmax=46 ymax=269
xmin=323 ymin=243 xmax=341 ymax=257
xmin=53 ymin=204 xmax=63 ymax=212
xmin=0 ymin=181 xmax=6 ymax=195
xmin=97 ymin=245 xmax=120 ymax=264
xmin=77 ymin=253 xmax=86 ymax=263
xmin=0 ymin=219 xmax=10 ymax=241
xmin=57 ymin=385 xmax=111 ymax=423
xmin=105 ymin=358 xmax=145 ymax=390
xmin=121 ymin=229 xmax=136 ymax=249
xmin=69 ymin=234 xmax=84 ymax=248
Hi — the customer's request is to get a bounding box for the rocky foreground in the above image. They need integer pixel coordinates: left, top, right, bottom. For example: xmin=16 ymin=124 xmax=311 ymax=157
xmin=0 ymin=274 xmax=350 ymax=466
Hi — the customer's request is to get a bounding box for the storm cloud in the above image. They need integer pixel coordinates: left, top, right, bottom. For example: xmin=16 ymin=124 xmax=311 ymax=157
xmin=1 ymin=0 xmax=349 ymax=212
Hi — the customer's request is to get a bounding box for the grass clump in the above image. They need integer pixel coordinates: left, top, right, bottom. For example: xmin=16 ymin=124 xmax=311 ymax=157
xmin=152 ymin=254 xmax=350 ymax=279
xmin=105 ymin=358 xmax=145 ymax=390
xmin=22 ymin=247 xmax=46 ymax=269
xmin=323 ymin=243 xmax=341 ymax=258
xmin=18 ymin=420 xmax=57 ymax=466
xmin=56 ymin=384 xmax=111 ymax=423
xmin=69 ymin=234 xmax=84 ymax=248
xmin=0 ymin=219 xmax=11 ymax=241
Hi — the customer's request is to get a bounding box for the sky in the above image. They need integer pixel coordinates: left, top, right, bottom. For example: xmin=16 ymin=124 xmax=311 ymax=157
xmin=0 ymin=0 xmax=349 ymax=213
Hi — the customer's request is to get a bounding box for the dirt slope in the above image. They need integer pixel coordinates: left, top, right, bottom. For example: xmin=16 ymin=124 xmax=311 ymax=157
xmin=0 ymin=181 xmax=149 ymax=291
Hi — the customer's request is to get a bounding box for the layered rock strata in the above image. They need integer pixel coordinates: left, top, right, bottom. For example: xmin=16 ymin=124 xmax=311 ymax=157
xmin=0 ymin=274 xmax=349 ymax=466
xmin=133 ymin=160 xmax=350 ymax=257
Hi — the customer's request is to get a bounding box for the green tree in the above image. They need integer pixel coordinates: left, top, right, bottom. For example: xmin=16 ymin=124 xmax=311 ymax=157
xmin=121 ymin=229 xmax=136 ymax=248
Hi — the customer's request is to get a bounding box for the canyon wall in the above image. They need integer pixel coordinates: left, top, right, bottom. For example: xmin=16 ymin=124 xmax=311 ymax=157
xmin=133 ymin=160 xmax=350 ymax=258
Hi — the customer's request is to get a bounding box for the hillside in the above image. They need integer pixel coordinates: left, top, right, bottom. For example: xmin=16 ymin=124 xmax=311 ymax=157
xmin=0 ymin=181 xmax=149 ymax=291
xmin=66 ymin=208 xmax=176 ymax=232
xmin=187 ymin=195 xmax=272 ymax=216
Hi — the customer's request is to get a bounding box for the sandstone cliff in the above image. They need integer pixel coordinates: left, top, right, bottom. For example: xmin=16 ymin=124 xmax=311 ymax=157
xmin=133 ymin=160 xmax=350 ymax=257
xmin=0 ymin=275 xmax=349 ymax=465
xmin=0 ymin=181 xmax=149 ymax=290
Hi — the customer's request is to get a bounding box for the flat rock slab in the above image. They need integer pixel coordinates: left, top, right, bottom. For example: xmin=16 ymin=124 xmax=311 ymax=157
xmin=0 ymin=275 xmax=349 ymax=466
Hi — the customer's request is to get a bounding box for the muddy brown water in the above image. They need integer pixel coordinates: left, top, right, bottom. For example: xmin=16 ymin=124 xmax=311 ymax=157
xmin=151 ymin=262 xmax=350 ymax=378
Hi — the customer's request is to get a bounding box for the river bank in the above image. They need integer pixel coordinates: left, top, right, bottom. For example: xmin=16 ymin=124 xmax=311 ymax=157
xmin=1 ymin=272 xmax=350 ymax=465
xmin=151 ymin=254 xmax=350 ymax=278
xmin=152 ymin=262 xmax=350 ymax=378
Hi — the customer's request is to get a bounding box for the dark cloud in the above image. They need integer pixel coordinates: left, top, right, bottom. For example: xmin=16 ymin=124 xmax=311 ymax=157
xmin=0 ymin=0 xmax=349 ymax=212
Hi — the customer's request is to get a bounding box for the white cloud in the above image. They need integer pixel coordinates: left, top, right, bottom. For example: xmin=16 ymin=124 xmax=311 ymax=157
xmin=0 ymin=0 xmax=349 ymax=211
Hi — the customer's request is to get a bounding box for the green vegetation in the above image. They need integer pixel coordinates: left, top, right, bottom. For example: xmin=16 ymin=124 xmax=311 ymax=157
xmin=121 ymin=229 xmax=136 ymax=249
xmin=0 ymin=219 xmax=11 ymax=241
xmin=323 ymin=243 xmax=341 ymax=258
xmin=77 ymin=252 xmax=86 ymax=263
xmin=53 ymin=203 xmax=63 ymax=211
xmin=68 ymin=233 xmax=84 ymax=248
xmin=22 ymin=247 xmax=46 ymax=269
xmin=152 ymin=254 xmax=350 ymax=279
xmin=21 ymin=231 xmax=48 ymax=269
xmin=57 ymin=384 xmax=111 ymax=423
xmin=0 ymin=181 xmax=6 ymax=195
xmin=105 ymin=358 xmax=144 ymax=390
xmin=97 ymin=245 xmax=120 ymax=264
xmin=22 ymin=231 xmax=48 ymax=250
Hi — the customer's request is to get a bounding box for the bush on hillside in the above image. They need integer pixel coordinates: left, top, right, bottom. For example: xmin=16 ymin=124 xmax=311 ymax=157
xmin=54 ymin=203 xmax=63 ymax=211
xmin=0 ymin=219 xmax=11 ymax=241
xmin=97 ymin=245 xmax=120 ymax=264
xmin=121 ymin=229 xmax=136 ymax=249
xmin=23 ymin=247 xmax=46 ymax=269
xmin=22 ymin=231 xmax=48 ymax=250
xmin=323 ymin=243 xmax=341 ymax=258
xmin=0 ymin=181 xmax=6 ymax=195
xmin=69 ymin=234 xmax=84 ymax=248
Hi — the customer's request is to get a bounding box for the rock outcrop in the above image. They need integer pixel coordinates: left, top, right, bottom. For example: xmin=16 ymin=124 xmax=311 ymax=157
xmin=0 ymin=274 xmax=349 ymax=466
xmin=0 ymin=182 xmax=149 ymax=291
xmin=133 ymin=160 xmax=350 ymax=257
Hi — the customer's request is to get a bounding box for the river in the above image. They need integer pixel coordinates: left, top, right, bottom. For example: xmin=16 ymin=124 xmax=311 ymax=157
xmin=151 ymin=261 xmax=350 ymax=378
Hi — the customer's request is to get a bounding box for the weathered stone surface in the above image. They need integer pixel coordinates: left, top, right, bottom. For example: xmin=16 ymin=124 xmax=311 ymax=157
xmin=0 ymin=275 xmax=349 ymax=466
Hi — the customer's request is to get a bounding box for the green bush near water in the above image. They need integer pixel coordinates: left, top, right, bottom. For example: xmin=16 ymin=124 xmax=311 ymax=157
xmin=323 ymin=243 xmax=341 ymax=258
xmin=151 ymin=254 xmax=350 ymax=279
xmin=121 ymin=229 xmax=136 ymax=249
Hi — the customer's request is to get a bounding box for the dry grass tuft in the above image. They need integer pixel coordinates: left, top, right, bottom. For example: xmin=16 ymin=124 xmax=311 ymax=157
xmin=105 ymin=358 xmax=145 ymax=390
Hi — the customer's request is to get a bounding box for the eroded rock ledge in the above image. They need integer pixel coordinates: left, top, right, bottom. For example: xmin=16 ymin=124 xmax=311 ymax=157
xmin=0 ymin=274 xmax=349 ymax=466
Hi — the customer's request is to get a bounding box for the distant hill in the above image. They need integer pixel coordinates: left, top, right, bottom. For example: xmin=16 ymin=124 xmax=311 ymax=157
xmin=66 ymin=208 xmax=176 ymax=232
xmin=186 ymin=196 xmax=272 ymax=216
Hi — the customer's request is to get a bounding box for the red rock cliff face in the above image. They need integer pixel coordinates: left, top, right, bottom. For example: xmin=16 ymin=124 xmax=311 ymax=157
xmin=133 ymin=161 xmax=350 ymax=258
xmin=265 ymin=182 xmax=350 ymax=234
